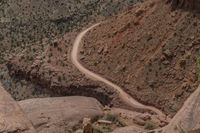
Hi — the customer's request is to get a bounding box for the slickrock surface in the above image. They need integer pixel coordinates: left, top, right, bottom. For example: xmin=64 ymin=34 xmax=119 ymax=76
xmin=19 ymin=96 xmax=103 ymax=133
xmin=0 ymin=83 xmax=36 ymax=133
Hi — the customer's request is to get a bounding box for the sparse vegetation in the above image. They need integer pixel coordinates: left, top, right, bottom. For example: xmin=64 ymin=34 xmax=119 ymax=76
xmin=48 ymin=53 xmax=53 ymax=57
xmin=58 ymin=76 xmax=62 ymax=82
xmin=144 ymin=121 xmax=156 ymax=130
xmin=0 ymin=0 xmax=140 ymax=101
xmin=197 ymin=56 xmax=200 ymax=80
xmin=0 ymin=0 xmax=200 ymax=132
xmin=104 ymin=113 xmax=118 ymax=122
xmin=47 ymin=59 xmax=51 ymax=63
xmin=103 ymin=113 xmax=126 ymax=127
xmin=93 ymin=125 xmax=112 ymax=133
xmin=174 ymin=125 xmax=186 ymax=133
xmin=91 ymin=113 xmax=127 ymax=133
xmin=166 ymin=0 xmax=200 ymax=10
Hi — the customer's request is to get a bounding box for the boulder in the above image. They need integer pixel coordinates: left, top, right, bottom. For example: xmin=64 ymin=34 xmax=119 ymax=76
xmin=19 ymin=96 xmax=103 ymax=133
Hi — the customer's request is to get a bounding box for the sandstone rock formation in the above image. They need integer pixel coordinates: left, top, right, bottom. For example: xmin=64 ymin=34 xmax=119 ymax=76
xmin=163 ymin=85 xmax=200 ymax=132
xmin=0 ymin=83 xmax=36 ymax=133
xmin=19 ymin=96 xmax=103 ymax=133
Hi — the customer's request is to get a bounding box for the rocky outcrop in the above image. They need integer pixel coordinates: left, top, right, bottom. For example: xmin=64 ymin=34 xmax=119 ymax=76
xmin=163 ymin=86 xmax=200 ymax=132
xmin=0 ymin=83 xmax=36 ymax=133
xmin=19 ymin=96 xmax=103 ymax=133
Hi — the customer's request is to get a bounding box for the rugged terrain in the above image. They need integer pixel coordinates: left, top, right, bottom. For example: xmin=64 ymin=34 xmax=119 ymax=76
xmin=0 ymin=0 xmax=141 ymax=102
xmin=81 ymin=0 xmax=200 ymax=115
xmin=0 ymin=0 xmax=200 ymax=132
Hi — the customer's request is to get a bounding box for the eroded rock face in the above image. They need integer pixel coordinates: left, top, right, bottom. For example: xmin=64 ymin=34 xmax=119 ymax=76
xmin=0 ymin=83 xmax=36 ymax=133
xmin=19 ymin=96 xmax=103 ymax=133
xmin=163 ymin=86 xmax=200 ymax=133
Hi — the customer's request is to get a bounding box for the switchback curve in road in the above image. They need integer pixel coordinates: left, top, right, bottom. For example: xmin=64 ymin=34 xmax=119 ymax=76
xmin=71 ymin=23 xmax=166 ymax=118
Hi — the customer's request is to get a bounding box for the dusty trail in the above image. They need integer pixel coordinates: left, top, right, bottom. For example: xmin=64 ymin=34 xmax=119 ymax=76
xmin=71 ymin=23 xmax=166 ymax=118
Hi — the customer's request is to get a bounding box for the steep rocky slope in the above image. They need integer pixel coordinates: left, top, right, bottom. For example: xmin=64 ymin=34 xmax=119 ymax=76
xmin=1 ymin=0 xmax=200 ymax=132
xmin=81 ymin=0 xmax=200 ymax=115
xmin=0 ymin=0 xmax=141 ymax=101
xmin=0 ymin=0 xmax=140 ymax=58
xmin=5 ymin=0 xmax=200 ymax=115
xmin=6 ymin=30 xmax=125 ymax=107
xmin=1 ymin=0 xmax=138 ymax=45
xmin=167 ymin=0 xmax=200 ymax=10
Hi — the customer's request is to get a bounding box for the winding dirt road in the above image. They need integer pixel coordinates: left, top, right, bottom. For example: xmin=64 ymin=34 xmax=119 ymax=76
xmin=71 ymin=23 xmax=166 ymax=118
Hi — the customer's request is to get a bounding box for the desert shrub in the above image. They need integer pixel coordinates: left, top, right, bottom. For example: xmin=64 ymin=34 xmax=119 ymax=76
xmin=47 ymin=59 xmax=51 ymax=63
xmin=91 ymin=115 xmax=103 ymax=123
xmin=174 ymin=125 xmax=186 ymax=133
xmin=104 ymin=113 xmax=118 ymax=122
xmin=144 ymin=121 xmax=156 ymax=130
xmin=197 ymin=56 xmax=200 ymax=80
xmin=48 ymin=52 xmax=53 ymax=57
xmin=58 ymin=76 xmax=62 ymax=82
xmin=103 ymin=113 xmax=126 ymax=127
xmin=93 ymin=125 xmax=112 ymax=133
